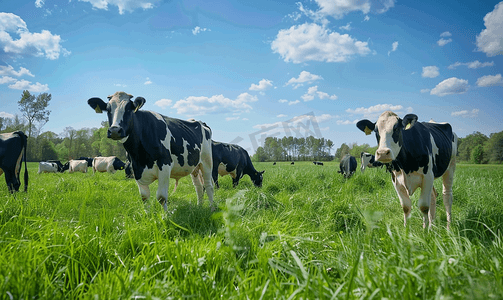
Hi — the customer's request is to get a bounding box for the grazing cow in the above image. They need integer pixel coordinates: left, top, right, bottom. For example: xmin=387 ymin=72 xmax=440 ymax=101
xmin=92 ymin=156 xmax=126 ymax=174
xmin=47 ymin=160 xmax=69 ymax=172
xmin=357 ymin=111 xmax=457 ymax=229
xmin=313 ymin=161 xmax=324 ymax=166
xmin=360 ymin=152 xmax=383 ymax=173
xmin=78 ymin=157 xmax=94 ymax=167
xmin=68 ymin=160 xmax=88 ymax=173
xmin=273 ymin=162 xmax=276 ymax=165
xmin=0 ymin=131 xmax=28 ymax=192
xmin=338 ymin=154 xmax=357 ymax=178
xmin=38 ymin=162 xmax=58 ymax=174
xmin=291 ymin=161 xmax=295 ymax=165
xmin=87 ymin=91 xmax=214 ymax=211
xmin=211 ymin=141 xmax=264 ymax=188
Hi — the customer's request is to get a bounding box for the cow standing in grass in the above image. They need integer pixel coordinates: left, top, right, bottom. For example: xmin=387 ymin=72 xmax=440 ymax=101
xmin=338 ymin=154 xmax=357 ymax=178
xmin=357 ymin=111 xmax=457 ymax=229
xmin=0 ymin=131 xmax=28 ymax=192
xmin=88 ymin=91 xmax=214 ymax=211
xmin=92 ymin=156 xmax=126 ymax=174
xmin=360 ymin=152 xmax=383 ymax=173
xmin=68 ymin=160 xmax=88 ymax=173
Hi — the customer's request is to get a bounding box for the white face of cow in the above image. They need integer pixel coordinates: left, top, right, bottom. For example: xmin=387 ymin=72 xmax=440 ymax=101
xmin=374 ymin=111 xmax=402 ymax=163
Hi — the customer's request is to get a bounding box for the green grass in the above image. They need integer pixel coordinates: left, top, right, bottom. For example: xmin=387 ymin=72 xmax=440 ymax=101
xmin=0 ymin=161 xmax=502 ymax=299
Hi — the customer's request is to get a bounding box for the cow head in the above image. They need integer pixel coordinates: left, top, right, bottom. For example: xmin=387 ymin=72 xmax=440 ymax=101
xmin=356 ymin=111 xmax=418 ymax=163
xmin=252 ymin=170 xmax=265 ymax=187
xmin=112 ymin=157 xmax=126 ymax=170
xmin=88 ymin=91 xmax=146 ymax=141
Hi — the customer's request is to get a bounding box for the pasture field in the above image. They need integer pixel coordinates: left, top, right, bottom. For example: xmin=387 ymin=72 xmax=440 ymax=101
xmin=1 ymin=161 xmax=502 ymax=299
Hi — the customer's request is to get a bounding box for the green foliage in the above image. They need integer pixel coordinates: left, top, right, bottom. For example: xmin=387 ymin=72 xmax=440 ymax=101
xmin=471 ymin=144 xmax=485 ymax=164
xmin=253 ymin=136 xmax=335 ymax=162
xmin=1 ymin=162 xmax=502 ymax=299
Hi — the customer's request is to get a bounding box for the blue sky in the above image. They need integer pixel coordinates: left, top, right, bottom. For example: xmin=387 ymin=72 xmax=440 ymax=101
xmin=1 ymin=0 xmax=502 ymax=154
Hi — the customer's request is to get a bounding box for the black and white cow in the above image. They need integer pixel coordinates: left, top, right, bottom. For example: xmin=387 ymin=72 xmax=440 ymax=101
xmin=0 ymin=131 xmax=28 ymax=192
xmin=360 ymin=152 xmax=383 ymax=173
xmin=92 ymin=156 xmax=126 ymax=174
xmin=357 ymin=111 xmax=457 ymax=229
xmin=338 ymin=154 xmax=357 ymax=178
xmin=78 ymin=157 xmax=94 ymax=167
xmin=88 ymin=91 xmax=214 ymax=210
xmin=38 ymin=162 xmax=58 ymax=174
xmin=46 ymin=160 xmax=69 ymax=172
xmin=211 ymin=141 xmax=264 ymax=188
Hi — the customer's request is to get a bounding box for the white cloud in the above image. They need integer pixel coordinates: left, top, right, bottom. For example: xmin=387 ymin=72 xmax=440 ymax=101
xmin=339 ymin=22 xmax=351 ymax=31
xmin=288 ymin=100 xmax=300 ymax=105
xmin=8 ymin=79 xmax=49 ymax=92
xmin=278 ymin=99 xmax=288 ymax=103
xmin=249 ymin=79 xmax=273 ymax=91
xmin=301 ymin=85 xmax=337 ymax=101
xmin=285 ymin=71 xmax=323 ymax=89
xmin=172 ymin=93 xmax=258 ymax=116
xmin=0 ymin=76 xmax=16 ymax=84
xmin=277 ymin=114 xmax=287 ymax=118
xmin=154 ymin=99 xmax=173 ymax=109
xmin=363 ymin=15 xmax=370 ymax=21
xmin=192 ymin=26 xmax=210 ymax=35
xmin=346 ymin=103 xmax=406 ymax=118
xmin=476 ymin=74 xmax=503 ymax=87
xmin=0 ymin=111 xmax=15 ymax=118
xmin=311 ymin=0 xmax=371 ymax=19
xmin=388 ymin=41 xmax=398 ymax=56
xmin=448 ymin=60 xmax=494 ymax=69
xmin=451 ymin=109 xmax=479 ymax=118
xmin=437 ymin=38 xmax=452 ymax=46
xmin=0 ymin=12 xmax=70 ymax=60
xmin=440 ymin=31 xmax=452 ymax=37
xmin=144 ymin=77 xmax=152 ymax=85
xmin=78 ymin=0 xmax=156 ymax=14
xmin=476 ymin=2 xmax=503 ymax=56
xmin=336 ymin=119 xmax=358 ymax=125
xmin=225 ymin=116 xmax=240 ymax=121
xmin=114 ymin=83 xmax=127 ymax=88
xmin=271 ymin=23 xmax=371 ymax=64
xmin=422 ymin=66 xmax=439 ymax=78
xmin=35 ymin=0 xmax=45 ymax=8
xmin=430 ymin=77 xmax=469 ymax=96
xmin=253 ymin=113 xmax=334 ymax=132
xmin=0 ymin=65 xmax=34 ymax=77
xmin=420 ymin=88 xmax=430 ymax=93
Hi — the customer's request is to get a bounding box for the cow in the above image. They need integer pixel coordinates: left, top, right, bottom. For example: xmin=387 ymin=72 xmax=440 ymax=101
xmin=291 ymin=161 xmax=295 ymax=165
xmin=338 ymin=154 xmax=357 ymax=178
xmin=360 ymin=152 xmax=383 ymax=173
xmin=356 ymin=111 xmax=457 ymax=229
xmin=68 ymin=160 xmax=88 ymax=173
xmin=313 ymin=161 xmax=324 ymax=166
xmin=124 ymin=160 xmax=134 ymax=178
xmin=211 ymin=141 xmax=264 ymax=188
xmin=78 ymin=157 xmax=94 ymax=167
xmin=38 ymin=162 xmax=58 ymax=174
xmin=0 ymin=131 xmax=28 ymax=192
xmin=87 ymin=91 xmax=214 ymax=211
xmin=92 ymin=156 xmax=126 ymax=174
xmin=47 ymin=160 xmax=69 ymax=172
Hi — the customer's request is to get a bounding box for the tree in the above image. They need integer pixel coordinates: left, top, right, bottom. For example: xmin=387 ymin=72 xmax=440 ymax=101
xmin=484 ymin=131 xmax=503 ymax=164
xmin=471 ymin=144 xmax=484 ymax=164
xmin=457 ymin=132 xmax=488 ymax=162
xmin=18 ymin=90 xmax=51 ymax=138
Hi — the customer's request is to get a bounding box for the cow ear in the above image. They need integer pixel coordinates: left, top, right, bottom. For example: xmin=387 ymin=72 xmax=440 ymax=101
xmin=356 ymin=120 xmax=375 ymax=135
xmin=88 ymin=97 xmax=107 ymax=114
xmin=133 ymin=97 xmax=146 ymax=113
xmin=402 ymin=114 xmax=418 ymax=130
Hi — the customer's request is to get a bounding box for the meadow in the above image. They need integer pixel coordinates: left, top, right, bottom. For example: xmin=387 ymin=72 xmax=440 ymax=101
xmin=0 ymin=161 xmax=502 ymax=299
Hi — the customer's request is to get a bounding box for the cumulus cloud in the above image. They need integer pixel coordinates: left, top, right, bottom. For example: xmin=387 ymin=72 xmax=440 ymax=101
xmin=301 ymin=85 xmax=337 ymax=101
xmin=285 ymin=71 xmax=323 ymax=89
xmin=172 ymin=93 xmax=258 ymax=116
xmin=78 ymin=0 xmax=156 ymax=14
xmin=249 ymin=79 xmax=273 ymax=92
xmin=339 ymin=22 xmax=351 ymax=31
xmin=437 ymin=31 xmax=452 ymax=46
xmin=0 ymin=65 xmax=34 ymax=77
xmin=420 ymin=88 xmax=430 ymax=93
xmin=144 ymin=77 xmax=152 ymax=85
xmin=277 ymin=114 xmax=287 ymax=118
xmin=422 ymin=66 xmax=439 ymax=78
xmin=253 ymin=113 xmax=334 ymax=131
xmin=451 ymin=109 xmax=479 ymax=118
xmin=476 ymin=74 xmax=503 ymax=87
xmin=154 ymin=99 xmax=173 ymax=109
xmin=288 ymin=100 xmax=300 ymax=105
xmin=0 ymin=111 xmax=15 ymax=118
xmin=448 ymin=60 xmax=494 ymax=69
xmin=271 ymin=23 xmax=371 ymax=64
xmin=476 ymin=2 xmax=503 ymax=56
xmin=0 ymin=12 xmax=70 ymax=60
xmin=430 ymin=77 xmax=469 ymax=96
xmin=336 ymin=119 xmax=358 ymax=125
xmin=192 ymin=26 xmax=210 ymax=35
xmin=0 ymin=76 xmax=16 ymax=84
xmin=307 ymin=0 xmax=371 ymax=20
xmin=346 ymin=103 xmax=407 ymax=118
xmin=278 ymin=99 xmax=288 ymax=103
xmin=388 ymin=41 xmax=398 ymax=56
xmin=8 ymin=79 xmax=49 ymax=92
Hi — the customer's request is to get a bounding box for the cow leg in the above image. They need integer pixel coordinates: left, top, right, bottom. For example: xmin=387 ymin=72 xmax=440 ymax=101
xmin=429 ymin=187 xmax=438 ymax=227
xmin=442 ymin=158 xmax=456 ymax=230
xmin=156 ymin=171 xmax=170 ymax=212
xmin=392 ymin=174 xmax=412 ymax=227
xmin=418 ymin=178 xmax=434 ymax=229
xmin=191 ymin=167 xmax=205 ymax=205
xmin=4 ymin=171 xmax=20 ymax=193
xmin=137 ymin=183 xmax=150 ymax=204
xmin=195 ymin=163 xmax=215 ymax=210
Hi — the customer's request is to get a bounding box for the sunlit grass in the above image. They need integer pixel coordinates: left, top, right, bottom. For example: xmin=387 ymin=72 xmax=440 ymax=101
xmin=0 ymin=161 xmax=502 ymax=299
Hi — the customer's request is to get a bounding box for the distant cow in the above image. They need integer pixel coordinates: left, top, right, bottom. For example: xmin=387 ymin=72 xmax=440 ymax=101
xmin=92 ymin=156 xmax=126 ymax=174
xmin=290 ymin=161 xmax=295 ymax=165
xmin=47 ymin=160 xmax=70 ymax=172
xmin=357 ymin=111 xmax=457 ymax=229
xmin=68 ymin=160 xmax=88 ymax=173
xmin=38 ymin=162 xmax=58 ymax=174
xmin=313 ymin=161 xmax=324 ymax=166
xmin=338 ymin=154 xmax=357 ymax=178
xmin=78 ymin=157 xmax=93 ymax=167
xmin=88 ymin=91 xmax=214 ymax=211
xmin=0 ymin=131 xmax=28 ymax=192
xmin=211 ymin=141 xmax=264 ymax=188
xmin=360 ymin=152 xmax=383 ymax=173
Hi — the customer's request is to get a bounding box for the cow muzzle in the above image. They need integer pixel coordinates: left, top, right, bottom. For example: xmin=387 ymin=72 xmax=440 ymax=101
xmin=376 ymin=148 xmax=393 ymax=163
xmin=108 ymin=126 xmax=125 ymax=140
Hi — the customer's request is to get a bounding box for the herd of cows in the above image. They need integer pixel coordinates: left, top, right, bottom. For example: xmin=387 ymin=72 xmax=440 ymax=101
xmin=0 ymin=91 xmax=458 ymax=229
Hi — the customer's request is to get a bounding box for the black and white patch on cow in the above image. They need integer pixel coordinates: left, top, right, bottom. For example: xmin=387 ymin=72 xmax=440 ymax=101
xmin=38 ymin=162 xmax=58 ymax=174
xmin=0 ymin=131 xmax=28 ymax=192
xmin=93 ymin=156 xmax=126 ymax=174
xmin=338 ymin=154 xmax=357 ymax=178
xmin=88 ymin=91 xmax=214 ymax=211
xmin=211 ymin=141 xmax=264 ymax=188
xmin=360 ymin=152 xmax=383 ymax=173
xmin=357 ymin=111 xmax=457 ymax=229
